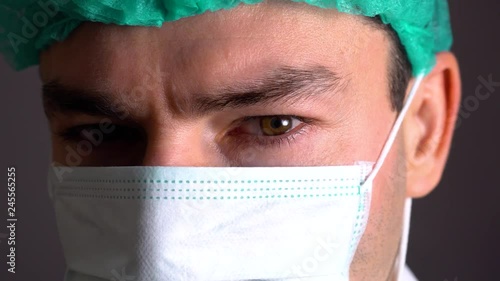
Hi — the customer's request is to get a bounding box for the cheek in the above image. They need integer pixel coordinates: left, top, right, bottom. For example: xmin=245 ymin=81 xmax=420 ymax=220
xmin=369 ymin=139 xmax=407 ymax=242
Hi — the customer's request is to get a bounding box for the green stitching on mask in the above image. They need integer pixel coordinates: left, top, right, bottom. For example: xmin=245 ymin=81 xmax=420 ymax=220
xmin=60 ymin=185 xmax=360 ymax=193
xmin=68 ymin=177 xmax=358 ymax=184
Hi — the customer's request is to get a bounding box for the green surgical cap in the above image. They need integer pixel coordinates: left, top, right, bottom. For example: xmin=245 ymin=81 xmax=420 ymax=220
xmin=0 ymin=0 xmax=453 ymax=75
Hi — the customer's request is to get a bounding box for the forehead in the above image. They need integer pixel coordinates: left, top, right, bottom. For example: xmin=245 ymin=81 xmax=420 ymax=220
xmin=39 ymin=1 xmax=389 ymax=93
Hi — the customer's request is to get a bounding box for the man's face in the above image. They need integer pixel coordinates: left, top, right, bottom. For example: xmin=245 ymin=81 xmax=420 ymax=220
xmin=40 ymin=1 xmax=412 ymax=280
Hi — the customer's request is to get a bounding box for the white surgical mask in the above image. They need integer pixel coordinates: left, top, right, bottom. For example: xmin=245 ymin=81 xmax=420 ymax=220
xmin=48 ymin=75 xmax=424 ymax=281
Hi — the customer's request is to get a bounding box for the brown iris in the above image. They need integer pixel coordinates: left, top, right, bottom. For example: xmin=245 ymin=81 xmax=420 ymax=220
xmin=260 ymin=116 xmax=293 ymax=136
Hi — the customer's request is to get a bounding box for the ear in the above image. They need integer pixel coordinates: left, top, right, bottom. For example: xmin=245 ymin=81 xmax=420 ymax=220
xmin=403 ymin=52 xmax=461 ymax=198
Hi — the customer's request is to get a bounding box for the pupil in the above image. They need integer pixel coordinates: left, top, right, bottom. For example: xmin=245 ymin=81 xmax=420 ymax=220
xmin=271 ymin=117 xmax=289 ymax=129
xmin=271 ymin=118 xmax=282 ymax=129
xmin=261 ymin=116 xmax=293 ymax=136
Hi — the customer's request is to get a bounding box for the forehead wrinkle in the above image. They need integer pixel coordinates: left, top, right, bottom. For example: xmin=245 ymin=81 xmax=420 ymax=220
xmin=40 ymin=0 xmax=384 ymax=125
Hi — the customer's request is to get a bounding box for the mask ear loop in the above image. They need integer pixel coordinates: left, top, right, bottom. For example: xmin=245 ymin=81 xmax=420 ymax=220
xmin=361 ymin=73 xmax=425 ymax=280
xmin=362 ymin=74 xmax=425 ymax=185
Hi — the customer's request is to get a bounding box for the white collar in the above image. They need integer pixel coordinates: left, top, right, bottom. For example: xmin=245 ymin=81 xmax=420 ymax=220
xmin=397 ymin=199 xmax=416 ymax=281
xmin=401 ymin=265 xmax=418 ymax=281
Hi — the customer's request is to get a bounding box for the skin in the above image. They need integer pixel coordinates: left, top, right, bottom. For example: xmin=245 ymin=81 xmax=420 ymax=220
xmin=39 ymin=1 xmax=461 ymax=280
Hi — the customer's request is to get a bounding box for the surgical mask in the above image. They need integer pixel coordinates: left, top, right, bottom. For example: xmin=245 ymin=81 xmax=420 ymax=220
xmin=48 ymin=75 xmax=424 ymax=281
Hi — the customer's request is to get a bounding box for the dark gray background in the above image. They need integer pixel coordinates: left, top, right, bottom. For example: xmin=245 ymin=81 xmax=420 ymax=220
xmin=0 ymin=1 xmax=499 ymax=280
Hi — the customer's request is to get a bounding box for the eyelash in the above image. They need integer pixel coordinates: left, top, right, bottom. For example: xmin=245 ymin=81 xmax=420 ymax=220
xmin=228 ymin=115 xmax=313 ymax=149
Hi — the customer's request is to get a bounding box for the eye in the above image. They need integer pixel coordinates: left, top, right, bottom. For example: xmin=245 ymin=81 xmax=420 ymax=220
xmin=261 ymin=116 xmax=294 ymax=136
xmin=237 ymin=116 xmax=304 ymax=136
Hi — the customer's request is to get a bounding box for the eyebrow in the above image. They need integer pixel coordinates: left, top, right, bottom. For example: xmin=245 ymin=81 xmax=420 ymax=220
xmin=192 ymin=65 xmax=347 ymax=116
xmin=43 ymin=83 xmax=125 ymax=120
xmin=42 ymin=64 xmax=348 ymax=119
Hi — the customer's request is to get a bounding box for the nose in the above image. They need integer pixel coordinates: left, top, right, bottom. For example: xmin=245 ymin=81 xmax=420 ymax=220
xmin=140 ymin=126 xmax=225 ymax=167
